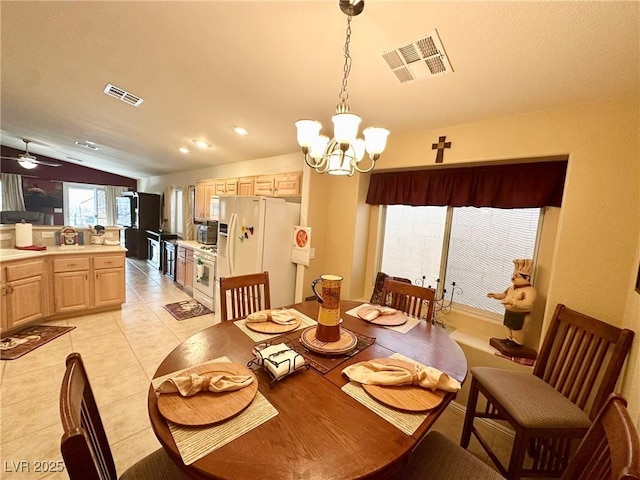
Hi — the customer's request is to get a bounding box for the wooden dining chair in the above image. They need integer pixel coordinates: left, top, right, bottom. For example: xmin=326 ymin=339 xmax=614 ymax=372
xmin=219 ymin=271 xmax=271 ymax=321
xmin=398 ymin=394 xmax=640 ymax=480
xmin=60 ymin=352 xmax=190 ymax=480
xmin=460 ymin=303 xmax=635 ymax=479
xmin=380 ymin=277 xmax=436 ymax=323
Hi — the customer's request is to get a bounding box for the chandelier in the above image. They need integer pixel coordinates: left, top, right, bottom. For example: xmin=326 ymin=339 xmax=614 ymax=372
xmin=295 ymin=0 xmax=389 ymax=176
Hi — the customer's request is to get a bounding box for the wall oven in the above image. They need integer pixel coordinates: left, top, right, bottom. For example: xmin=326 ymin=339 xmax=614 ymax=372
xmin=192 ymin=248 xmax=216 ymax=312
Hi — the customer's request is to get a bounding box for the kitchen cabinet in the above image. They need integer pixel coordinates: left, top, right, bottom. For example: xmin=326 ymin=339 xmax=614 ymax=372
xmin=176 ymin=245 xmax=194 ymax=290
xmin=53 ymin=257 xmax=91 ymax=313
xmin=1 ymin=249 xmax=127 ymax=334
xmin=194 ymin=181 xmax=208 ymax=221
xmin=195 ymin=180 xmax=220 ymax=221
xmin=93 ymin=255 xmax=126 ymax=308
xmin=215 ymin=178 xmax=238 ymax=196
xmin=254 ymin=172 xmax=301 ymax=197
xmin=1 ymin=258 xmax=47 ymax=331
xmin=238 ymin=177 xmax=255 ymax=196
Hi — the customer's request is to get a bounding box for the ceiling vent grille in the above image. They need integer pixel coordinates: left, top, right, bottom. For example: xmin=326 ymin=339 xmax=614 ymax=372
xmin=103 ymin=83 xmax=144 ymax=107
xmin=382 ymin=29 xmax=453 ymax=85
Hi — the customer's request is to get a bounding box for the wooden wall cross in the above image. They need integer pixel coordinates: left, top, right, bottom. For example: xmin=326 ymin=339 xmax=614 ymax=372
xmin=431 ymin=136 xmax=452 ymax=163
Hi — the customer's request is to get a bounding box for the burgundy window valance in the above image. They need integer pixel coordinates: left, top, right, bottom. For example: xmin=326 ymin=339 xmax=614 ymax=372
xmin=366 ymin=160 xmax=567 ymax=208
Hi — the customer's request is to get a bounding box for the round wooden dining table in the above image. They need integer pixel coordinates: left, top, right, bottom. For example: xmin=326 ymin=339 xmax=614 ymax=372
xmin=148 ymin=300 xmax=467 ymax=480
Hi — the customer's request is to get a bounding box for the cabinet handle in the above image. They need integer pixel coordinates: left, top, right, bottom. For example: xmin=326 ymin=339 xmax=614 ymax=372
xmin=6 ymin=286 xmax=14 ymax=295
xmin=105 ymin=261 xmax=113 ymax=264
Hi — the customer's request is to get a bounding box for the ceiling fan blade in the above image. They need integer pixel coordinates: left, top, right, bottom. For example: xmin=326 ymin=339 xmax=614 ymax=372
xmin=32 ymin=159 xmax=62 ymax=167
xmin=0 ymin=156 xmax=62 ymax=167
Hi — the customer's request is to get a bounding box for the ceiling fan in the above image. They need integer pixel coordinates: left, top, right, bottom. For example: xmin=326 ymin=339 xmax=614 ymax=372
xmin=0 ymin=139 xmax=62 ymax=169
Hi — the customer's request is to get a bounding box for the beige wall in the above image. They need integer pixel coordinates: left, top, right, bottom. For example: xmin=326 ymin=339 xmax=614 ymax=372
xmin=308 ymin=96 xmax=640 ymax=426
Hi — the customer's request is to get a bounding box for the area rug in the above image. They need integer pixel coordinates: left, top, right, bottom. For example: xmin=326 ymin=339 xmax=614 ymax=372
xmin=1 ymin=325 xmax=75 ymax=361
xmin=163 ymin=300 xmax=212 ymax=321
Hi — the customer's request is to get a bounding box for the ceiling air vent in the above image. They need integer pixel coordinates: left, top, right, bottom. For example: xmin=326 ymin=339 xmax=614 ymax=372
xmin=382 ymin=29 xmax=453 ymax=85
xmin=103 ymin=83 xmax=144 ymax=107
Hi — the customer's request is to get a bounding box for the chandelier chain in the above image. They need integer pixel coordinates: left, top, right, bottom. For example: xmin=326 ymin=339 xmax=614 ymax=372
xmin=338 ymin=15 xmax=353 ymax=105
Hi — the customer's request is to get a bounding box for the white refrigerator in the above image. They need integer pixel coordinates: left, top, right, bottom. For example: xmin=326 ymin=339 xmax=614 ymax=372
xmin=216 ymin=196 xmax=301 ymax=311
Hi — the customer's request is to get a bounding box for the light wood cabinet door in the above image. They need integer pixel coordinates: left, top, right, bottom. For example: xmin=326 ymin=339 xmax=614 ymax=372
xmin=94 ymin=267 xmax=125 ymax=307
xmin=2 ymin=259 xmax=47 ymax=331
xmin=176 ymin=246 xmax=187 ymax=286
xmin=274 ymin=172 xmax=301 ymax=196
xmin=194 ymin=181 xmax=208 ymax=221
xmin=238 ymin=177 xmax=255 ymax=196
xmin=4 ymin=274 xmax=47 ymax=329
xmin=225 ymin=178 xmax=238 ymax=195
xmin=185 ymin=258 xmax=194 ymax=289
xmin=254 ymin=172 xmax=302 ymax=197
xmin=54 ymin=270 xmax=91 ymax=313
xmin=215 ymin=178 xmax=238 ymax=196
xmin=254 ymin=175 xmax=275 ymax=196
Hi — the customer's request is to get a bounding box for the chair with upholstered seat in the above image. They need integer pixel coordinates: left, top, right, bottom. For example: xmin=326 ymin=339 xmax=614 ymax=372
xmin=60 ymin=352 xmax=190 ymax=480
xmin=398 ymin=393 xmax=639 ymax=480
xmin=460 ymin=303 xmax=634 ymax=479
xmin=219 ymin=271 xmax=271 ymax=321
xmin=380 ymin=277 xmax=436 ymax=323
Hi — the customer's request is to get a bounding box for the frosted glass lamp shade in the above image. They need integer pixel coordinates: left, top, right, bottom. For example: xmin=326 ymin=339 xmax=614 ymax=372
xmin=332 ymin=113 xmax=361 ymax=144
xmin=363 ymin=127 xmax=390 ymax=155
xmin=18 ymin=160 xmax=37 ymax=169
xmin=310 ymin=135 xmax=330 ymax=159
xmin=295 ymin=120 xmax=322 ymax=148
xmin=352 ymin=138 xmax=366 ymax=161
xmin=327 ymin=152 xmax=351 ymax=175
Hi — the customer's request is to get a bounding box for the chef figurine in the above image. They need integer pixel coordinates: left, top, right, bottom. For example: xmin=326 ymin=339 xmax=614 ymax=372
xmin=487 ymin=259 xmax=537 ymax=349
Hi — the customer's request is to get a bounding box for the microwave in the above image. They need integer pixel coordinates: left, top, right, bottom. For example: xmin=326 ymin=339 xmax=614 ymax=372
xmin=197 ymin=222 xmax=218 ymax=245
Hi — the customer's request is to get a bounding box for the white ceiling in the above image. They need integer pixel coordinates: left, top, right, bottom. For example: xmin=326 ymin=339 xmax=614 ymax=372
xmin=1 ymin=1 xmax=638 ymax=180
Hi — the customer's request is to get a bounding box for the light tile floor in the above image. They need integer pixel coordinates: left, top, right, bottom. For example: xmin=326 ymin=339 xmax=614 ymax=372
xmin=0 ymin=258 xmax=506 ymax=479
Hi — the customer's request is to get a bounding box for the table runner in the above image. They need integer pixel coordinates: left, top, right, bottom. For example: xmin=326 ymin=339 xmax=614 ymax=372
xmin=234 ymin=308 xmax=318 ymax=342
xmin=151 ymin=356 xmax=278 ymax=465
xmin=345 ymin=303 xmax=422 ymax=334
xmin=340 ymin=353 xmax=433 ymax=436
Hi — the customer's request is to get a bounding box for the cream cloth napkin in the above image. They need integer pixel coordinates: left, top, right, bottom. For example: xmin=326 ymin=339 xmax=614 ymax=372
xmin=155 ymin=372 xmax=254 ymax=397
xmin=342 ymin=361 xmax=461 ymax=392
xmin=246 ymin=309 xmax=296 ymax=325
xmin=358 ymin=305 xmax=399 ymax=321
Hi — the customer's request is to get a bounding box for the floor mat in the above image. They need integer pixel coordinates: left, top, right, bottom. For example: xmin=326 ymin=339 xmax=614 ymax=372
xmin=1 ymin=324 xmax=75 ymax=360
xmin=163 ymin=300 xmax=213 ymax=321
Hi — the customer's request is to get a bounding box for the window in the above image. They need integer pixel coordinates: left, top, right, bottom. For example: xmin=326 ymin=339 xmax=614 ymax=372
xmin=381 ymin=206 xmax=541 ymax=316
xmin=63 ymin=183 xmax=107 ymax=227
xmin=170 ymin=188 xmax=183 ymax=236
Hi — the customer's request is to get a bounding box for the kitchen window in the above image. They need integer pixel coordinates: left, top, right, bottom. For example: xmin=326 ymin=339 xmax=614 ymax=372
xmin=380 ymin=205 xmax=542 ymax=316
xmin=63 ymin=183 xmax=107 ymax=227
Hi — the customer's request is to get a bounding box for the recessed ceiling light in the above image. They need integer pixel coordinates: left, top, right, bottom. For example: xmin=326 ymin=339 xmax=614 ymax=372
xmin=178 ymin=147 xmax=190 ymax=154
xmin=75 ymin=140 xmax=99 ymax=151
xmin=192 ymin=139 xmax=212 ymax=148
xmin=232 ymin=126 xmax=248 ymax=136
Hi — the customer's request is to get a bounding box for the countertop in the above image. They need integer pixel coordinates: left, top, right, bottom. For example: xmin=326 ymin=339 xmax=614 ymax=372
xmin=175 ymin=240 xmax=203 ymax=250
xmin=0 ymin=245 xmax=127 ymax=262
